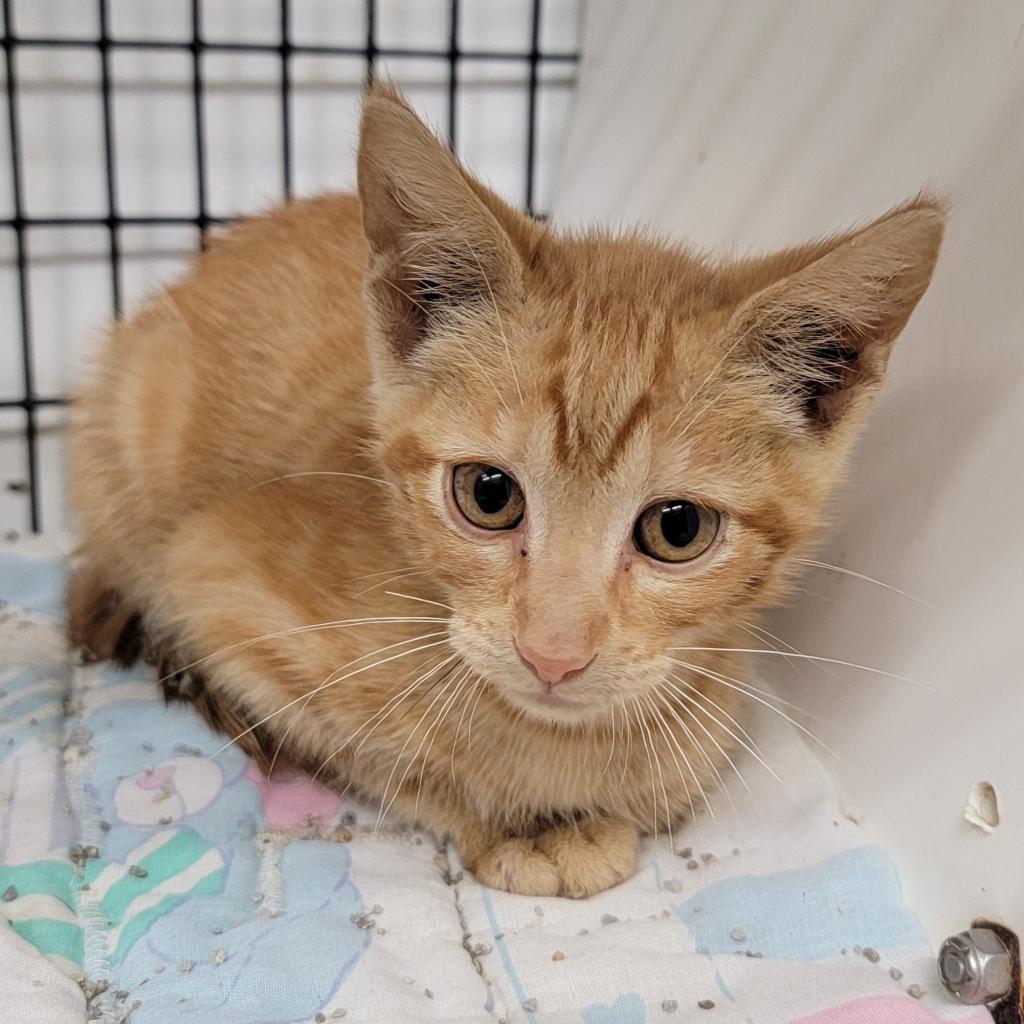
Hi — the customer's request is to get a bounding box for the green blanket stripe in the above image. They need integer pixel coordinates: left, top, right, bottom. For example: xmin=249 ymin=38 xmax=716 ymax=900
xmin=10 ymin=918 xmax=84 ymax=967
xmin=0 ymin=860 xmax=77 ymax=912
xmin=109 ymin=869 xmax=224 ymax=962
xmin=99 ymin=829 xmax=220 ymax=922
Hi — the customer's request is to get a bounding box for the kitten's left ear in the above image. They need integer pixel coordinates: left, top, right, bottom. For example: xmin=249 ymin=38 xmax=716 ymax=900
xmin=357 ymin=85 xmax=530 ymax=363
xmin=728 ymin=200 xmax=945 ymax=431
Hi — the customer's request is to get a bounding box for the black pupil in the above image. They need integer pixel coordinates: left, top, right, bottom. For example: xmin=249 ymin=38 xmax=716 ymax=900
xmin=474 ymin=467 xmax=512 ymax=515
xmin=660 ymin=502 xmax=700 ymax=548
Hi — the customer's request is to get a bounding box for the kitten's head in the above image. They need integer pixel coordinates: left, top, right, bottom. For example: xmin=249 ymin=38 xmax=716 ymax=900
xmin=356 ymin=87 xmax=944 ymax=725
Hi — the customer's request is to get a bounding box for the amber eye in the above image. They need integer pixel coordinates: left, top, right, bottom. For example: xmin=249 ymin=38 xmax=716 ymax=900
xmin=634 ymin=500 xmax=720 ymax=563
xmin=452 ymin=464 xmax=525 ymax=530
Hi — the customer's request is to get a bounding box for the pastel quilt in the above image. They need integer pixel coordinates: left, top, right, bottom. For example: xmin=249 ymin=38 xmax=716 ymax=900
xmin=0 ymin=537 xmax=992 ymax=1024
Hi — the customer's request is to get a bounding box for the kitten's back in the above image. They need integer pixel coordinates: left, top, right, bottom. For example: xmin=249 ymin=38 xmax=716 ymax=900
xmin=69 ymin=194 xmax=373 ymax=563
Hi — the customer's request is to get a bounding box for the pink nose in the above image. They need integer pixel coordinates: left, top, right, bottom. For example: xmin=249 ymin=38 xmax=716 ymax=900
xmin=514 ymin=640 xmax=596 ymax=686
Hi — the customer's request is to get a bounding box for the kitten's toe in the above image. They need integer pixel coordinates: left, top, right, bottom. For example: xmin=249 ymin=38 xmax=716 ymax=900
xmin=473 ymin=838 xmax=561 ymax=897
xmin=535 ymin=819 xmax=638 ymax=899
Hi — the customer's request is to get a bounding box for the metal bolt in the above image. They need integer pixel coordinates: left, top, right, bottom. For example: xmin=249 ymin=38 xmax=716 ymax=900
xmin=938 ymin=928 xmax=1013 ymax=1005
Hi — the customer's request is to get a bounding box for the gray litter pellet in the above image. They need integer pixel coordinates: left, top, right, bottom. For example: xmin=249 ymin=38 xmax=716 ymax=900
xmin=424 ymin=988 xmax=433 ymax=999
xmin=534 ymin=905 xmax=544 ymax=917
xmin=522 ymin=998 xmax=538 ymax=1012
xmin=663 ymin=878 xmax=682 ymax=893
xmin=128 ymin=865 xmax=148 ymax=878
xmin=32 ymin=979 xmax=44 ymax=988
xmin=889 ymin=967 xmax=903 ymax=981
xmin=211 ymin=947 xmax=227 ymax=966
xmin=732 ymin=847 xmax=740 ymax=856
xmin=698 ymin=999 xmax=715 ymax=1009
xmin=158 ymin=816 xmax=172 ymax=826
xmin=600 ymin=913 xmax=618 ymax=925
xmin=371 ymin=904 xmax=384 ymax=915
xmin=141 ymin=742 xmax=154 ymax=752
xmin=98 ymin=821 xmax=112 ymax=832
xmin=661 ymin=999 xmax=678 ymax=1012
xmin=315 ymin=1014 xmax=326 ymax=1023
xmin=3 ymin=884 xmax=17 ymax=902
xmin=679 ymin=847 xmax=693 ymax=859
xmin=212 ymin=926 xmax=223 ymax=935
xmin=700 ymin=853 xmax=716 ymax=864
xmin=730 ymin=927 xmax=747 ymax=942
xmin=907 ymin=984 xmax=924 ymax=999
xmin=863 ymin=946 xmax=880 ymax=963
xmin=178 ymin=960 xmax=194 ymax=973
xmin=330 ymin=1011 xmax=347 ymax=1020
xmin=686 ymin=859 xmax=700 ymax=870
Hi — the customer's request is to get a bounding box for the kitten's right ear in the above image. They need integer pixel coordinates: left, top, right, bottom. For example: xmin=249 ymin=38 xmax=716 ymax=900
xmin=357 ymin=85 xmax=525 ymax=361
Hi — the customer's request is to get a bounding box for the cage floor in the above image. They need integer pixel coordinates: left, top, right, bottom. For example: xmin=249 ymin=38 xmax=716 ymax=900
xmin=0 ymin=536 xmax=993 ymax=1024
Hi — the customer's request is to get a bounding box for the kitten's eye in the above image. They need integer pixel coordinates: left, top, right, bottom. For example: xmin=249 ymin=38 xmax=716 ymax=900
xmin=452 ymin=464 xmax=525 ymax=531
xmin=634 ymin=500 xmax=720 ymax=563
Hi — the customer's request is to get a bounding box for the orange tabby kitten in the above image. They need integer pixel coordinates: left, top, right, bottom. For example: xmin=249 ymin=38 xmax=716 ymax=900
xmin=66 ymin=87 xmax=943 ymax=897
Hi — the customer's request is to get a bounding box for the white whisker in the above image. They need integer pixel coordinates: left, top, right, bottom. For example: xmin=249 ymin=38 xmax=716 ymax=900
xmin=664 ymin=674 xmax=779 ymax=785
xmin=451 ymin=674 xmax=483 ymax=782
xmin=353 ymin=568 xmax=432 ymax=599
xmin=668 ymin=646 xmax=939 ymax=694
xmin=645 ymin=691 xmax=711 ymax=820
xmin=313 ymin=651 xmax=460 ymax=782
xmin=210 ymin=635 xmax=451 ymax=760
xmin=415 ymin=667 xmax=475 ymax=818
xmin=245 ymin=470 xmax=394 ymax=492
xmin=629 ymin=699 xmax=661 ymax=844
xmin=797 ymin=558 xmax=942 ymax=612
xmin=670 ymin=659 xmax=836 ymax=757
xmin=655 ymin=683 xmax=746 ymax=797
xmin=384 ymin=591 xmax=456 ymax=613
xmin=375 ymin=667 xmax=466 ymax=831
xmin=158 ymin=615 xmax=448 ymax=686
xmin=465 ymin=679 xmax=488 ymax=754
xmin=598 ymin=704 xmax=618 ymax=782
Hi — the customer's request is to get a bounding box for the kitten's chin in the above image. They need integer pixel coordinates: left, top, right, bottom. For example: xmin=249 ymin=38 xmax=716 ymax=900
xmin=498 ymin=684 xmax=606 ymax=726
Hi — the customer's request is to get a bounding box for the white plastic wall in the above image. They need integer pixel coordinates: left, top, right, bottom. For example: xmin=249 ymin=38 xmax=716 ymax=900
xmin=554 ymin=0 xmax=1023 ymax=942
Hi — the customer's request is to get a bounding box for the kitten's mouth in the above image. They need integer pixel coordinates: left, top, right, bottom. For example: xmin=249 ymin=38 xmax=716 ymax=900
xmin=505 ymin=682 xmax=597 ymax=723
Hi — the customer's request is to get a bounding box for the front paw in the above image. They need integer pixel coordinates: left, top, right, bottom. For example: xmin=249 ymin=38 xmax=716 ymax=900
xmin=472 ymin=819 xmax=638 ymax=899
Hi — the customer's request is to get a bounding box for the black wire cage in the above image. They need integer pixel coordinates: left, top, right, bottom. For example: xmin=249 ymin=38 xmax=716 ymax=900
xmin=0 ymin=0 xmax=582 ymax=534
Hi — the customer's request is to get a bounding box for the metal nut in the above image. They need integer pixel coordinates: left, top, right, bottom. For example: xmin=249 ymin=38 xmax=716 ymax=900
xmin=938 ymin=928 xmax=1013 ymax=1005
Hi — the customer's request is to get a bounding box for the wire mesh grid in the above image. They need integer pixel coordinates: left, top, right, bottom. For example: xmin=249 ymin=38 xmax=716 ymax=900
xmin=0 ymin=0 xmax=581 ymax=533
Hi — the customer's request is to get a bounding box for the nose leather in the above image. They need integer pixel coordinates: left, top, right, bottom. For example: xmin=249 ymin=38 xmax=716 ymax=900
xmin=514 ymin=640 xmax=596 ymax=685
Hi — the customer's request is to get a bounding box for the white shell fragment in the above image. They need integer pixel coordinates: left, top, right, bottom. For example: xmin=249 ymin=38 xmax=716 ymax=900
xmin=963 ymin=781 xmax=1000 ymax=834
